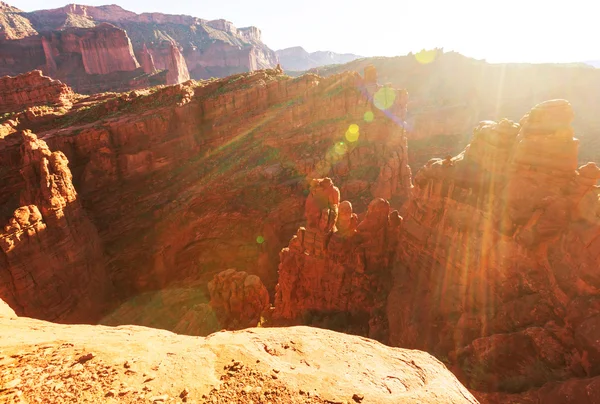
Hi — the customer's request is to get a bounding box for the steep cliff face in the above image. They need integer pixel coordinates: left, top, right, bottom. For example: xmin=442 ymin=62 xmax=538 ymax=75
xmin=273 ymin=178 xmax=401 ymax=340
xmin=0 ymin=69 xmax=75 ymax=114
xmin=0 ymin=131 xmax=110 ymax=323
xmin=0 ymin=3 xmax=278 ymax=90
xmin=77 ymin=23 xmax=140 ymax=75
xmin=153 ymin=42 xmax=190 ymax=85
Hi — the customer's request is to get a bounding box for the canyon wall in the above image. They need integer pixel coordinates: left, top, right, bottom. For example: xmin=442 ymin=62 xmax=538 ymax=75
xmin=0 ymin=131 xmax=110 ymax=322
xmin=4 ymin=63 xmax=600 ymax=401
xmin=0 ymin=3 xmax=278 ymax=92
xmin=77 ymin=23 xmax=140 ymax=75
xmin=0 ymin=67 xmax=410 ymax=330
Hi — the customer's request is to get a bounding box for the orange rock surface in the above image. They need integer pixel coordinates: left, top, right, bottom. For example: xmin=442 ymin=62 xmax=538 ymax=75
xmin=0 ymin=67 xmax=411 ymax=327
xmin=0 ymin=70 xmax=74 ymax=113
xmin=0 ymin=304 xmax=477 ymax=404
xmin=0 ymin=3 xmax=277 ymax=91
xmin=2 ymin=63 xmax=600 ymax=402
xmin=0 ymin=131 xmax=110 ymax=322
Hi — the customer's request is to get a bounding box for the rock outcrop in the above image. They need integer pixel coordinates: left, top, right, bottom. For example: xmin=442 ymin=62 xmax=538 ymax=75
xmin=151 ymin=41 xmax=190 ymax=85
xmin=388 ymin=99 xmax=600 ymax=396
xmin=270 ymin=98 xmax=600 ymax=400
xmin=207 ymin=268 xmax=270 ymax=330
xmin=0 ymin=70 xmax=75 ymax=113
xmin=0 ymin=131 xmax=109 ymax=322
xmin=0 ymin=305 xmax=477 ymax=403
xmin=138 ymin=43 xmax=156 ymax=74
xmin=273 ymin=177 xmax=402 ymax=340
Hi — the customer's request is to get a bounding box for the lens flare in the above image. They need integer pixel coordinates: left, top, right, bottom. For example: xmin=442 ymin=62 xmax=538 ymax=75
xmin=348 ymin=124 xmax=359 ymax=134
xmin=345 ymin=129 xmax=359 ymax=143
xmin=374 ymin=87 xmax=396 ymax=110
xmin=415 ymin=49 xmax=437 ymax=64
xmin=364 ymin=111 xmax=374 ymax=122
xmin=334 ymin=141 xmax=348 ymax=156
xmin=256 ymin=236 xmax=265 ymax=244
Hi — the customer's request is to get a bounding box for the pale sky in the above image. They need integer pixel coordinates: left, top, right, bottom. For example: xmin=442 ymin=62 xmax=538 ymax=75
xmin=9 ymin=0 xmax=599 ymax=63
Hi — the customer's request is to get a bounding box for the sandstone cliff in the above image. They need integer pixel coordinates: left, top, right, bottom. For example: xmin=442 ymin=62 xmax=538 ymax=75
xmin=0 ymin=131 xmax=110 ymax=323
xmin=0 ymin=69 xmax=75 ymax=114
xmin=77 ymin=23 xmax=140 ymax=75
xmin=0 ymin=3 xmax=278 ymax=92
xmin=4 ymin=64 xmax=600 ymax=402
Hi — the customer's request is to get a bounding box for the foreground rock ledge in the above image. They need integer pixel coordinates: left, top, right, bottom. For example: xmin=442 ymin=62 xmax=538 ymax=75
xmin=0 ymin=311 xmax=477 ymax=403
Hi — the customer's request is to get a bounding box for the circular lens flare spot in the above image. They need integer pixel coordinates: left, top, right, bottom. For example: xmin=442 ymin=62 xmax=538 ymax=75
xmin=348 ymin=124 xmax=359 ymax=134
xmin=374 ymin=87 xmax=396 ymax=110
xmin=334 ymin=141 xmax=348 ymax=156
xmin=345 ymin=129 xmax=359 ymax=143
xmin=415 ymin=49 xmax=437 ymax=64
xmin=364 ymin=111 xmax=374 ymax=122
xmin=256 ymin=235 xmax=265 ymax=244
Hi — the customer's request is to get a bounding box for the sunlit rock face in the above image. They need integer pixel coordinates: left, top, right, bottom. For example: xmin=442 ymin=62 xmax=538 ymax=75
xmin=269 ymin=98 xmax=600 ymax=400
xmin=388 ymin=99 xmax=600 ymax=395
xmin=273 ymin=176 xmax=402 ymax=340
xmin=0 ymin=3 xmax=278 ymax=92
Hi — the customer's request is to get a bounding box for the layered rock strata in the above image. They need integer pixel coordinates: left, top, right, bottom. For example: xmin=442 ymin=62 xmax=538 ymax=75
xmin=0 ymin=3 xmax=278 ymax=91
xmin=389 ymin=99 xmax=600 ymax=395
xmin=0 ymin=131 xmax=109 ymax=322
xmin=0 ymin=70 xmax=75 ymax=113
xmin=272 ymin=99 xmax=600 ymax=400
xmin=0 ymin=67 xmax=410 ymax=330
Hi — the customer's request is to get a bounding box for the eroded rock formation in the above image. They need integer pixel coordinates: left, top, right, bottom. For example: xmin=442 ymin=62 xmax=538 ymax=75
xmin=0 ymin=70 xmax=75 ymax=113
xmin=271 ymin=98 xmax=600 ymax=400
xmin=0 ymin=131 xmax=109 ymax=322
xmin=390 ymin=99 xmax=600 ymax=396
xmin=274 ymin=177 xmax=402 ymax=340
xmin=207 ymin=268 xmax=270 ymax=330
xmin=154 ymin=42 xmax=190 ymax=85
xmin=76 ymin=23 xmax=140 ymax=75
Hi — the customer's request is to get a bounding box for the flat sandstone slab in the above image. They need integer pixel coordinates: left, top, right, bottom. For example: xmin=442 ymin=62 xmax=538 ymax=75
xmin=0 ymin=314 xmax=477 ymax=403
